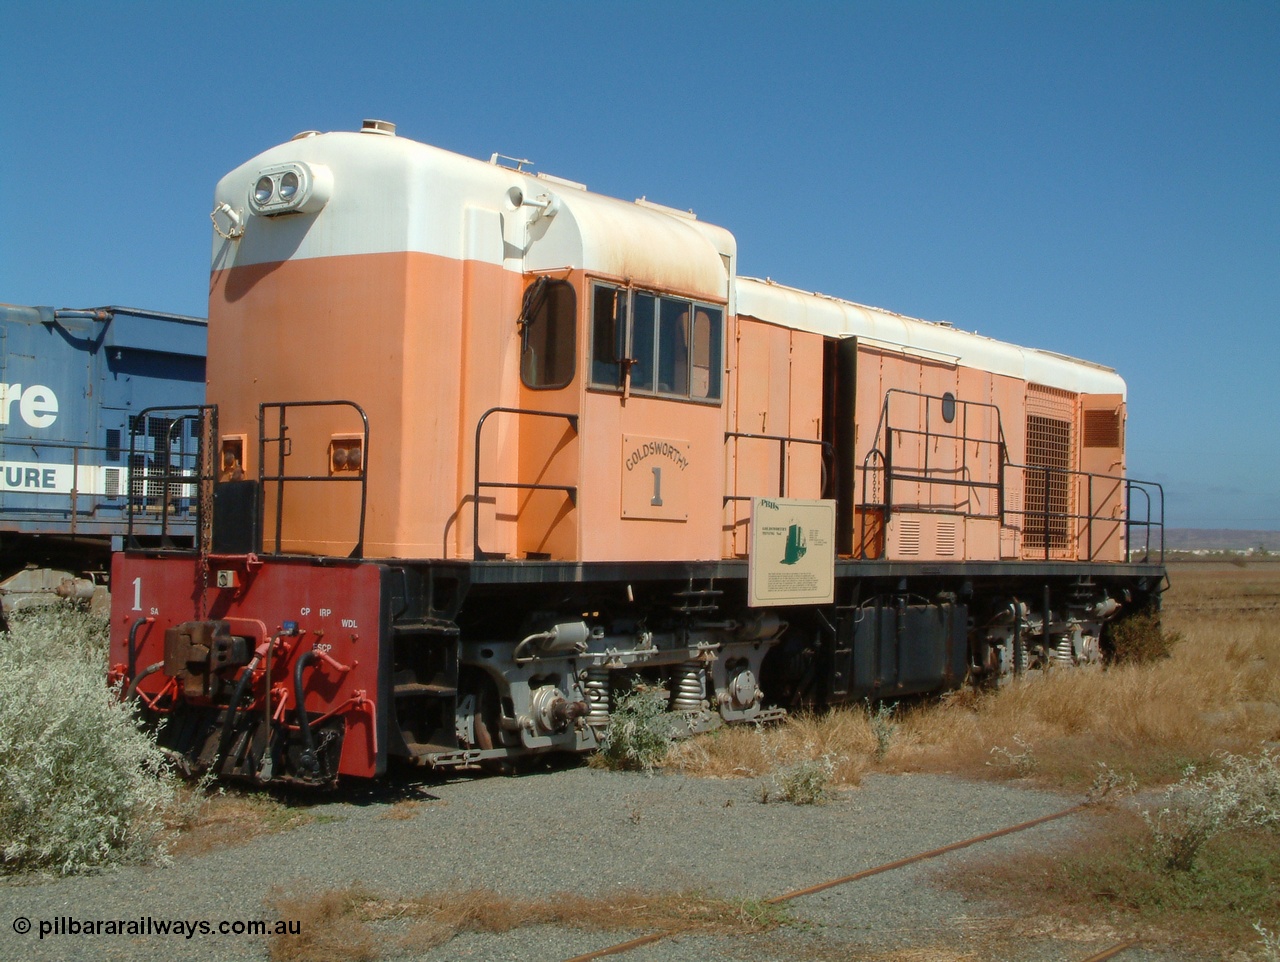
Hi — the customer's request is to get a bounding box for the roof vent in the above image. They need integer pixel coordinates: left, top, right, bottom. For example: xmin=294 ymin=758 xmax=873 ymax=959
xmin=360 ymin=119 xmax=396 ymax=136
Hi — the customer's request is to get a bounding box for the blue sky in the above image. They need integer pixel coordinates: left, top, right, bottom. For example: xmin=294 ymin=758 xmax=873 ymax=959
xmin=2 ymin=1 xmax=1276 ymax=530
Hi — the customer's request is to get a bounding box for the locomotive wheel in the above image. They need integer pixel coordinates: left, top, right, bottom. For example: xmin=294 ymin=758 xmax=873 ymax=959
xmin=470 ymin=675 xmax=519 ymax=776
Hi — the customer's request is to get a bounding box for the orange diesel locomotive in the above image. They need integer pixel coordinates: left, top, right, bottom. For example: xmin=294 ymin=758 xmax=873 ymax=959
xmin=110 ymin=120 xmax=1165 ymax=786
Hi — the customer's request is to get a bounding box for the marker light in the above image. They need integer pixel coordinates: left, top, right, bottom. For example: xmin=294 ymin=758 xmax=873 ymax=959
xmin=329 ymin=437 xmax=363 ymax=475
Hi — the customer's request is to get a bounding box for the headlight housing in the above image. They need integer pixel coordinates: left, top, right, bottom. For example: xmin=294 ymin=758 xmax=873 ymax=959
xmin=247 ymin=162 xmax=333 ymax=216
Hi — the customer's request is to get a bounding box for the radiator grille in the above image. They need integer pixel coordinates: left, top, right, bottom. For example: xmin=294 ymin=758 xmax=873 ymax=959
xmin=1025 ymin=414 xmax=1072 ymax=549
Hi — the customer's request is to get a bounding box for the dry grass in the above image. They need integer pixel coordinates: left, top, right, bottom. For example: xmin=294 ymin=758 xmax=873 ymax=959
xmin=671 ymin=564 xmax=1280 ymax=792
xmin=168 ymin=787 xmax=322 ymax=858
xmin=667 ymin=710 xmax=872 ymax=788
xmin=377 ymin=800 xmax=423 ymax=821
xmin=265 ymin=885 xmax=379 ymax=962
xmin=264 ymin=884 xmax=789 ymax=961
xmin=927 ymin=564 xmax=1280 ymax=958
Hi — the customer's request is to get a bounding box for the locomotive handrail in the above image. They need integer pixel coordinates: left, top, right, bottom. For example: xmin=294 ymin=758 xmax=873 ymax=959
xmin=722 ymin=431 xmax=835 ymax=503
xmin=0 ymin=435 xmax=202 ymax=542
xmin=857 ymin=390 xmax=1009 ymax=558
xmin=855 ymin=389 xmax=1163 ymax=564
xmin=124 ymin=404 xmax=218 ymax=551
xmin=1000 ymin=462 xmax=1164 ymax=563
xmin=259 ymin=400 xmax=370 ymax=560
xmin=472 ymin=406 xmax=578 ymax=560
xmin=860 ymin=457 xmax=1163 ymax=564
xmin=1125 ymin=478 xmax=1165 ymax=563
xmin=870 ymin=390 xmax=1009 ymax=464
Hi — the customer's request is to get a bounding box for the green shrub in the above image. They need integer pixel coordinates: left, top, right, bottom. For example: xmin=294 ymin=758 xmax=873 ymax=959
xmin=772 ymin=754 xmax=835 ymax=805
xmin=0 ymin=608 xmax=176 ymax=875
xmin=1142 ymin=748 xmax=1280 ymax=871
xmin=596 ymin=685 xmax=673 ymax=773
xmin=1107 ymin=608 xmax=1181 ymax=665
xmin=597 ymin=685 xmax=673 ymax=773
xmin=866 ymin=700 xmax=897 ymax=761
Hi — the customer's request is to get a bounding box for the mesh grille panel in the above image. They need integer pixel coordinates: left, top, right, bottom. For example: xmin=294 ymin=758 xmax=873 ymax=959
xmin=1084 ymin=408 xmax=1122 ymax=448
xmin=1025 ymin=414 xmax=1072 ymax=548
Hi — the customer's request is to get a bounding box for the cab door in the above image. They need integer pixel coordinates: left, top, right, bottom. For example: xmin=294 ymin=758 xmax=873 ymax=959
xmin=578 ymin=280 xmax=727 ymax=563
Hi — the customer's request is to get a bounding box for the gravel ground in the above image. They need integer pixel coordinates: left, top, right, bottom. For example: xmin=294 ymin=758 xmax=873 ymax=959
xmin=0 ymin=767 xmax=1202 ymax=962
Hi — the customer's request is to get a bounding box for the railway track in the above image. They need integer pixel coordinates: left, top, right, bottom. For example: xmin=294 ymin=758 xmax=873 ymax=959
xmin=563 ymin=802 xmax=1142 ymax=962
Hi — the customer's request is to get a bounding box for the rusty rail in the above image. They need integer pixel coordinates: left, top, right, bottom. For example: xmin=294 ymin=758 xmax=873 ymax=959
xmin=561 ymin=803 xmax=1110 ymax=962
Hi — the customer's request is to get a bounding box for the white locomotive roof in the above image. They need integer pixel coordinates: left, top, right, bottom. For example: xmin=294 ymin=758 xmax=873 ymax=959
xmin=735 ymin=277 xmax=1127 ymax=398
xmin=213 ymin=126 xmax=732 ymax=301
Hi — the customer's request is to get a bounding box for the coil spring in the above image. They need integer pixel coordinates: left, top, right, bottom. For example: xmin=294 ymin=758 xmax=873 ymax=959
xmin=1051 ymin=634 xmax=1075 ymax=666
xmin=583 ymin=667 xmax=610 ymax=727
xmin=670 ymin=663 xmax=706 ymax=712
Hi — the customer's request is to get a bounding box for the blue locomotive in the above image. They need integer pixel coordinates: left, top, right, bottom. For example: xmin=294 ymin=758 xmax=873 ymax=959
xmin=0 ymin=304 xmax=206 ymax=613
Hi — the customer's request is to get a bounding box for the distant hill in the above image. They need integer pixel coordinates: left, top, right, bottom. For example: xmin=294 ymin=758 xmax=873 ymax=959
xmin=1166 ymin=529 xmax=1280 ymax=551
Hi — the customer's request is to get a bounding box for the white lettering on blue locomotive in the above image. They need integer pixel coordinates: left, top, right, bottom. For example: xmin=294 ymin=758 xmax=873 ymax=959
xmin=0 ymin=462 xmax=71 ymax=491
xmin=0 ymin=383 xmax=59 ymax=428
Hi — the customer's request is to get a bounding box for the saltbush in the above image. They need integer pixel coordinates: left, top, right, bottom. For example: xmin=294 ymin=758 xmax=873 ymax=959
xmin=1107 ymin=608 xmax=1181 ymax=665
xmin=1257 ymin=923 xmax=1280 ymax=962
xmin=866 ymin=700 xmax=897 ymax=761
xmin=1142 ymin=747 xmax=1280 ymax=871
xmin=0 ymin=607 xmax=176 ymax=874
xmin=772 ymin=753 xmax=836 ymax=805
xmin=596 ymin=685 xmax=672 ymax=773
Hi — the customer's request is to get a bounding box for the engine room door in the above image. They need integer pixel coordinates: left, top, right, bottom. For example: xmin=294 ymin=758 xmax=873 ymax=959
xmin=726 ymin=317 xmax=825 ymax=556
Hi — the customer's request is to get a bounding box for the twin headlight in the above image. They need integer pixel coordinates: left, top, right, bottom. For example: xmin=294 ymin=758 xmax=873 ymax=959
xmin=247 ymin=162 xmax=333 ymax=216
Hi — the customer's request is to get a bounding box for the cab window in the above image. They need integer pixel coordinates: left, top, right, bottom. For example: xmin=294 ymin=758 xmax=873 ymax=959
xmin=589 ymin=283 xmax=722 ymax=402
xmin=691 ymin=306 xmax=722 ymax=400
xmin=590 ymin=285 xmax=627 ymax=388
xmin=519 ymin=277 xmax=576 ymax=390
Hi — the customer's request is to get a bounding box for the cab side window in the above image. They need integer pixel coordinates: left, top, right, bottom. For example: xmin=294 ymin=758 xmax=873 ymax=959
xmin=589 ymin=283 xmax=722 ymax=402
xmin=590 ymin=285 xmax=627 ymax=388
xmin=520 ymin=277 xmax=576 ymax=390
xmin=691 ymin=306 xmax=722 ymax=400
xmin=630 ymin=293 xmax=657 ymax=393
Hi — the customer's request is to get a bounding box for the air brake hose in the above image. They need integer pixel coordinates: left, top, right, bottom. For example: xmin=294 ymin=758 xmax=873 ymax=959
xmin=125 ymin=661 xmax=164 ymax=702
xmin=214 ymin=654 xmax=262 ymax=772
xmin=293 ymin=651 xmax=321 ymax=775
xmin=126 ymin=616 xmax=154 ymax=684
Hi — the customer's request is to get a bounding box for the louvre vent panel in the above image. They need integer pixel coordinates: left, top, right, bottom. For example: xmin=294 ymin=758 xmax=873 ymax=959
xmin=1084 ymin=408 xmax=1122 ymax=448
xmin=937 ymin=520 xmax=957 ymax=557
xmin=898 ymin=519 xmax=921 ymax=556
